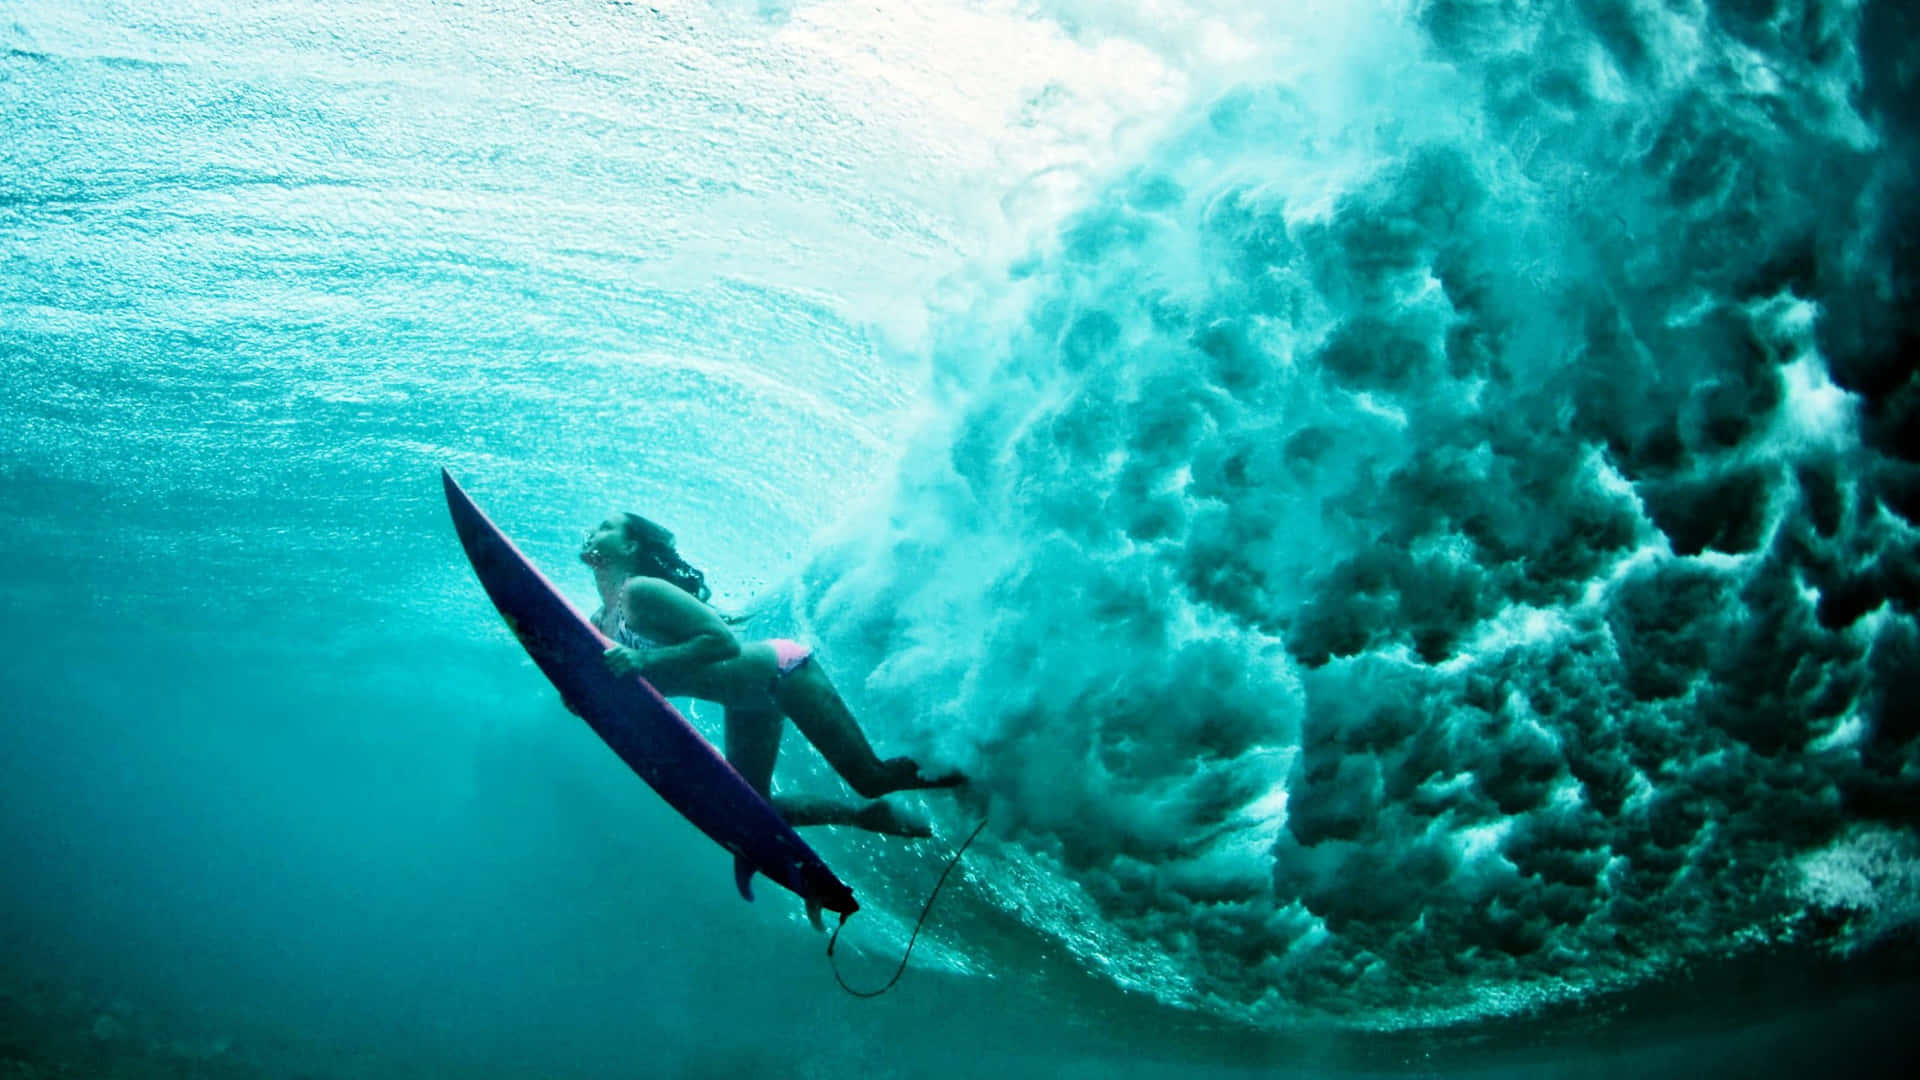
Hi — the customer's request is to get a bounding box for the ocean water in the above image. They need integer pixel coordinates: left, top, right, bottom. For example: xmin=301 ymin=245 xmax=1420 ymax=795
xmin=2 ymin=0 xmax=1916 ymax=1077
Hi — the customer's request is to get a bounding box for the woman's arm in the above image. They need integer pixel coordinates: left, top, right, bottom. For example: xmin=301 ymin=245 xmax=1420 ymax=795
xmin=603 ymin=577 xmax=741 ymax=678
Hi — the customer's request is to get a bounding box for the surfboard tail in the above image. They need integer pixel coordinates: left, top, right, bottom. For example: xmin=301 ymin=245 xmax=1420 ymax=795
xmin=801 ymin=863 xmax=859 ymax=918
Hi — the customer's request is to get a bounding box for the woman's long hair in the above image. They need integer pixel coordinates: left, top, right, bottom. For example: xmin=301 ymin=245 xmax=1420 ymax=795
xmin=620 ymin=514 xmax=710 ymax=600
xmin=620 ymin=514 xmax=748 ymax=624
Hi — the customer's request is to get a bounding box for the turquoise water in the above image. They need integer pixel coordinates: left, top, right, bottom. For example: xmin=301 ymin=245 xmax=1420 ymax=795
xmin=3 ymin=0 xmax=1916 ymax=1076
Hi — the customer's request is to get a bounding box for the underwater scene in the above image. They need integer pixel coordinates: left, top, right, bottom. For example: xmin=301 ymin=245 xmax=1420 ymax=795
xmin=2 ymin=0 xmax=1916 ymax=1076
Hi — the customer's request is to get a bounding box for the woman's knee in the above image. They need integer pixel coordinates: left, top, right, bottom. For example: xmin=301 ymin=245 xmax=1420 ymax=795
xmin=724 ymin=688 xmax=783 ymax=730
xmin=723 ymin=698 xmax=777 ymax=727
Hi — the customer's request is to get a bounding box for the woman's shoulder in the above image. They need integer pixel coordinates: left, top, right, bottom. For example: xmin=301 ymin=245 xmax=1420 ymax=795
xmin=621 ymin=575 xmax=690 ymax=604
xmin=625 ymin=568 xmax=679 ymax=591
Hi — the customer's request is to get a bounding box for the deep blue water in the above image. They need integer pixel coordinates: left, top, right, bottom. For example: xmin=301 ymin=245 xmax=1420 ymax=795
xmin=3 ymin=1 xmax=1916 ymax=1077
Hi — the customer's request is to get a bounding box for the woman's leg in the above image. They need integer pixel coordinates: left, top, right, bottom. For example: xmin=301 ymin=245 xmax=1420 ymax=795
xmin=726 ymin=696 xmax=931 ymax=837
xmin=722 ymin=700 xmax=784 ymax=798
xmin=772 ymin=660 xmax=964 ymax=799
xmin=771 ymin=794 xmax=931 ymax=838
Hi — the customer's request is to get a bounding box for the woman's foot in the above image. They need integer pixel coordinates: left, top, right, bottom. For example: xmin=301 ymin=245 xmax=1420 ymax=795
xmin=854 ymin=799 xmax=933 ymax=839
xmin=878 ymin=756 xmax=967 ymax=794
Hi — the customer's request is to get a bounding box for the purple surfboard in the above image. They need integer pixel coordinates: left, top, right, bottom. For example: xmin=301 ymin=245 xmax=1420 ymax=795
xmin=442 ymin=469 xmax=858 ymax=920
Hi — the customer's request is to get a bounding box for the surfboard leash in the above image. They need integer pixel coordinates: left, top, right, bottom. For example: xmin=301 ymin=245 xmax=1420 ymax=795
xmin=826 ymin=815 xmax=990 ymax=998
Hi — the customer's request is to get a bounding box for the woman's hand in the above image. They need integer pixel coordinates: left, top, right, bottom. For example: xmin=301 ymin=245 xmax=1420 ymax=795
xmin=603 ymin=645 xmax=650 ymax=677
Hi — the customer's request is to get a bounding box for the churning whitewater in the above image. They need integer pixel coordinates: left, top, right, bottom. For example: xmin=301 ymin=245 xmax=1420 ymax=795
xmin=792 ymin=0 xmax=1919 ymax=1028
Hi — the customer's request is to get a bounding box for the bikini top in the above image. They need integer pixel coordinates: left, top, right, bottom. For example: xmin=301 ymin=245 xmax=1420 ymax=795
xmin=601 ymin=609 xmax=669 ymax=651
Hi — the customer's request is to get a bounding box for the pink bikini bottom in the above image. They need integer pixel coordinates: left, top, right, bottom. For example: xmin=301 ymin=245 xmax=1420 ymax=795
xmin=769 ymin=638 xmax=813 ymax=681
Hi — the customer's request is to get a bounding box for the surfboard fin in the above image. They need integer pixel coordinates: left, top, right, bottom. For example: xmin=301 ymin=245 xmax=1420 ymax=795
xmin=804 ymin=895 xmax=825 ymax=932
xmin=733 ymin=855 xmax=756 ymax=902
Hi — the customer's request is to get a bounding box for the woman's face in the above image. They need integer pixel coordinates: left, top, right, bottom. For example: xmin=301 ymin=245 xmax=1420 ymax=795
xmin=579 ymin=514 xmax=635 ymax=568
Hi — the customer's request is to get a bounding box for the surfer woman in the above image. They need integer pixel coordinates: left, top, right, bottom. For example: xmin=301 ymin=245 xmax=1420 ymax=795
xmin=580 ymin=512 xmax=963 ymax=838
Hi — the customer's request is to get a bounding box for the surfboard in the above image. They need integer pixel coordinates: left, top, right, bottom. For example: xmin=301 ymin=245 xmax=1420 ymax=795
xmin=441 ymin=468 xmax=858 ymax=922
